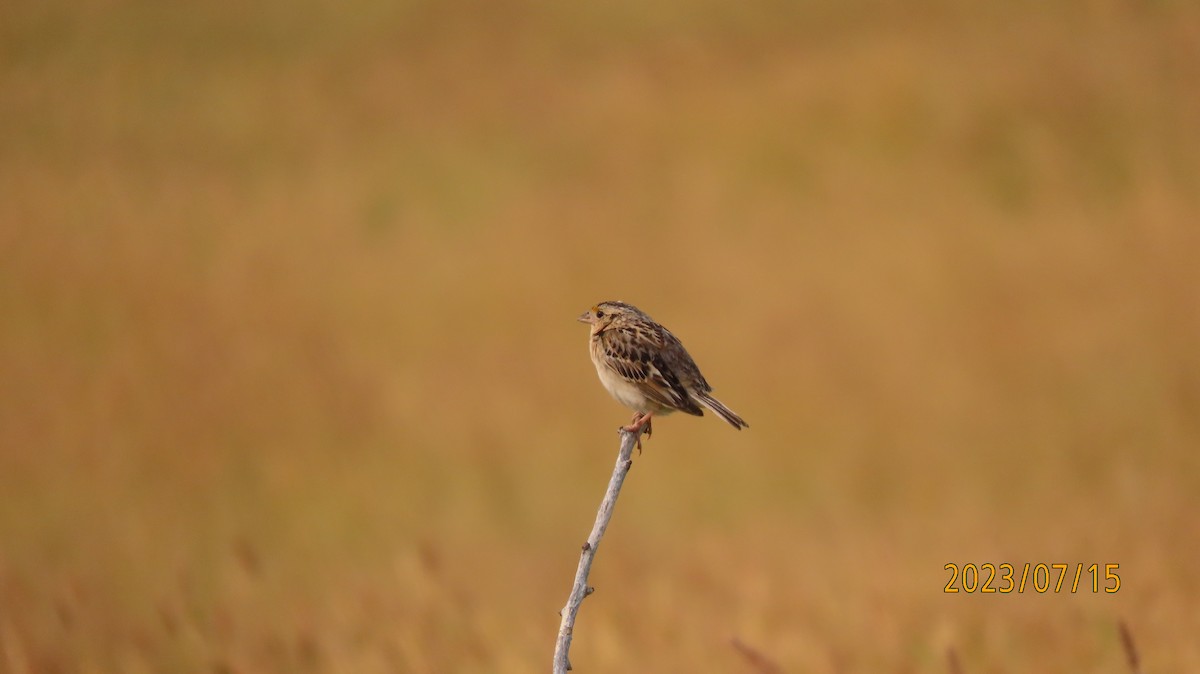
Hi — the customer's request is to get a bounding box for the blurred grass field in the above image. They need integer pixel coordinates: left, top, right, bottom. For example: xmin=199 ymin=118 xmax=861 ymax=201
xmin=2 ymin=0 xmax=1199 ymax=671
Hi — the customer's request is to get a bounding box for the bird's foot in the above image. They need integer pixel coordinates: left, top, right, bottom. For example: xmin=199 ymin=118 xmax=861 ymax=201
xmin=620 ymin=413 xmax=654 ymax=454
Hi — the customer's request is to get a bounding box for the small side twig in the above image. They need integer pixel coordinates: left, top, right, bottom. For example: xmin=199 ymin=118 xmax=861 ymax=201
xmin=552 ymin=429 xmax=639 ymax=673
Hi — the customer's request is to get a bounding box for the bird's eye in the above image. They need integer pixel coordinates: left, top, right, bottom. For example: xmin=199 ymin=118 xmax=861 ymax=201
xmin=596 ymin=310 xmax=605 ymax=318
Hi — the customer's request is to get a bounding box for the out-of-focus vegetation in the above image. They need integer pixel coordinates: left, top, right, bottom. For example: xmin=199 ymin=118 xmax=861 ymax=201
xmin=2 ymin=0 xmax=1198 ymax=671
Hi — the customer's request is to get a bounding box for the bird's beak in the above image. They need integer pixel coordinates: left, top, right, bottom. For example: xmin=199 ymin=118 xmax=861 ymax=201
xmin=577 ymin=311 xmax=593 ymax=324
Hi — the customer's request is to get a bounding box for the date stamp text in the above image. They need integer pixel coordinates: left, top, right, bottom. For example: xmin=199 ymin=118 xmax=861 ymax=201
xmin=944 ymin=563 xmax=1120 ymax=594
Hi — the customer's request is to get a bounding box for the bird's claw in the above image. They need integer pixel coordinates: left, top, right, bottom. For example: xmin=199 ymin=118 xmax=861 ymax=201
xmin=620 ymin=414 xmax=652 ymax=454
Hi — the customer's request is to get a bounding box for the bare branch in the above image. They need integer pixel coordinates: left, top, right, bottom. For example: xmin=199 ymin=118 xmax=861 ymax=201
xmin=552 ymin=429 xmax=640 ymax=673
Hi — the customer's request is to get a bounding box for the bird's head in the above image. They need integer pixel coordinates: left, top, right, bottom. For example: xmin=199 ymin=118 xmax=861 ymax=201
xmin=577 ymin=301 xmax=639 ymax=334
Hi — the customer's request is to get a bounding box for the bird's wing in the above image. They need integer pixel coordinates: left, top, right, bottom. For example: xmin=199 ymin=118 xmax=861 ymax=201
xmin=657 ymin=326 xmax=713 ymax=394
xmin=600 ymin=326 xmax=704 ymax=416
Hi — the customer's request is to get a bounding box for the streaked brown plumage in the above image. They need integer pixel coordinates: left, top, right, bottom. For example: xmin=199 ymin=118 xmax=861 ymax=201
xmin=577 ymin=301 xmax=748 ymax=447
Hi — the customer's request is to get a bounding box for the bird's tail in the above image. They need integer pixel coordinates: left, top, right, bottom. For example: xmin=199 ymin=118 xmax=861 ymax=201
xmin=694 ymin=391 xmax=748 ymax=430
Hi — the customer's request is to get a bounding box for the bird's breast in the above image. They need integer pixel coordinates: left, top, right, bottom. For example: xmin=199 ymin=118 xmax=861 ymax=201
xmin=593 ymin=359 xmax=673 ymax=415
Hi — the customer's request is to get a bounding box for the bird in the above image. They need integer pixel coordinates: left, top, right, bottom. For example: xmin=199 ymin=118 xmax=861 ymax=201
xmin=577 ymin=301 xmax=748 ymax=448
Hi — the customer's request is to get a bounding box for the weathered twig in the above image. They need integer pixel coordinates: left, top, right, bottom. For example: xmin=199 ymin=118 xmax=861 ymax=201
xmin=552 ymin=428 xmax=639 ymax=673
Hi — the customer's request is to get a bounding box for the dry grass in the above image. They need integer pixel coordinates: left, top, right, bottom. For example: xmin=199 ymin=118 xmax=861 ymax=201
xmin=2 ymin=0 xmax=1199 ymax=671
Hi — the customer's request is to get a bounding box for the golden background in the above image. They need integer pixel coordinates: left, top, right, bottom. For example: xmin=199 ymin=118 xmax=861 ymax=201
xmin=2 ymin=0 xmax=1198 ymax=671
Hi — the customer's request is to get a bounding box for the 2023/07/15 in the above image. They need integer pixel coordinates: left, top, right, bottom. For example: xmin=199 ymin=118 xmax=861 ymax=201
xmin=944 ymin=562 xmax=1120 ymax=594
